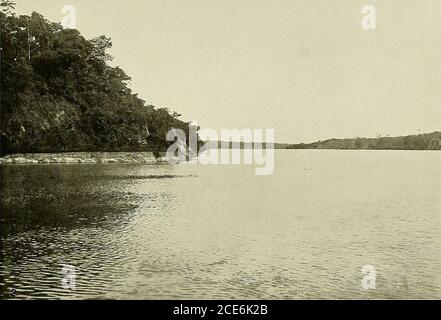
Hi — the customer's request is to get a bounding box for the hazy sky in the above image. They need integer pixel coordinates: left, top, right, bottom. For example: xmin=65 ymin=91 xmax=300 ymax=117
xmin=16 ymin=0 xmax=441 ymax=143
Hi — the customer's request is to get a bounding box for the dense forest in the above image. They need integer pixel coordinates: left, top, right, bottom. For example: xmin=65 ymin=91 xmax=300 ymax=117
xmin=0 ymin=1 xmax=191 ymax=156
xmin=286 ymin=131 xmax=441 ymax=150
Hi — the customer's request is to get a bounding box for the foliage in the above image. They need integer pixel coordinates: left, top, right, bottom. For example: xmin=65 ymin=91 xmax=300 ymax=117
xmin=0 ymin=3 xmax=189 ymax=155
xmin=287 ymin=132 xmax=441 ymax=150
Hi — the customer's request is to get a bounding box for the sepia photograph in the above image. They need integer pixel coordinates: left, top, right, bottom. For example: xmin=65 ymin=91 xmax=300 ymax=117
xmin=0 ymin=0 xmax=440 ymax=308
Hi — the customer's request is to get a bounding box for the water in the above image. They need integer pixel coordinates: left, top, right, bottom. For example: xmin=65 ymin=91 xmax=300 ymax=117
xmin=0 ymin=150 xmax=440 ymax=300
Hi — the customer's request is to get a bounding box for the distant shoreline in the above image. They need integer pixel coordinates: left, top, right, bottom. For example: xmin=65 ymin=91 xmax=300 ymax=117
xmin=209 ymin=131 xmax=441 ymax=151
xmin=284 ymin=131 xmax=441 ymax=150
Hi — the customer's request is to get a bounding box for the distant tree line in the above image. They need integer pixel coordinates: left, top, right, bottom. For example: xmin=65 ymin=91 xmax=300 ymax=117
xmin=0 ymin=1 xmax=191 ymax=156
xmin=286 ymin=132 xmax=441 ymax=150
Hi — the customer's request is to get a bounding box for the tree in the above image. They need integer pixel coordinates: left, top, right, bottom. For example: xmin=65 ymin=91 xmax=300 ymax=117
xmin=0 ymin=8 xmax=192 ymax=155
xmin=0 ymin=0 xmax=15 ymax=16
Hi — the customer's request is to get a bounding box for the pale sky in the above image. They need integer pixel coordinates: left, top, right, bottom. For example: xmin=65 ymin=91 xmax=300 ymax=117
xmin=16 ymin=0 xmax=441 ymax=143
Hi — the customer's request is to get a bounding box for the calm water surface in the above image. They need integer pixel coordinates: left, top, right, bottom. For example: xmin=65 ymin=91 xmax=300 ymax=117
xmin=0 ymin=150 xmax=440 ymax=299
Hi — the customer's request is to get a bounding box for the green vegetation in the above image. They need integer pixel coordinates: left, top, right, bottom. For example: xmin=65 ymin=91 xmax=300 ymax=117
xmin=0 ymin=1 xmax=190 ymax=156
xmin=286 ymin=132 xmax=441 ymax=150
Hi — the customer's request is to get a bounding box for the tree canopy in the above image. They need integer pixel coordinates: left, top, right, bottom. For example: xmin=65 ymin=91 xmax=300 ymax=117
xmin=0 ymin=1 xmax=189 ymax=155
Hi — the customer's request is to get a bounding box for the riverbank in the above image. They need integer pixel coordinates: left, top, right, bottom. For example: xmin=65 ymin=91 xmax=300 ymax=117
xmin=0 ymin=152 xmax=169 ymax=165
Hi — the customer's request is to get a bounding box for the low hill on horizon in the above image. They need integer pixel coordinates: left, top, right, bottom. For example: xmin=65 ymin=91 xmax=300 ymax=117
xmin=206 ymin=131 xmax=441 ymax=150
xmin=286 ymin=131 xmax=441 ymax=150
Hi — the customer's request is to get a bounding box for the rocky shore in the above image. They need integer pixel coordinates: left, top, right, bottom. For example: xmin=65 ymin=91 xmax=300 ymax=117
xmin=0 ymin=152 xmax=170 ymax=165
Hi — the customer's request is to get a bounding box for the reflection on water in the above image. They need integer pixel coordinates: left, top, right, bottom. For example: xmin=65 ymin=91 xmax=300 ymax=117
xmin=0 ymin=151 xmax=440 ymax=299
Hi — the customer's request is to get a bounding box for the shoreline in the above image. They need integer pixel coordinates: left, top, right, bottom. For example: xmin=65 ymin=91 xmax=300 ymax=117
xmin=1 ymin=148 xmax=439 ymax=165
xmin=0 ymin=152 xmax=169 ymax=165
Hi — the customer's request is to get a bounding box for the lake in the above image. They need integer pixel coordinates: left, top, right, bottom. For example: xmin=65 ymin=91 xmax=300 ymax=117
xmin=0 ymin=150 xmax=440 ymax=299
